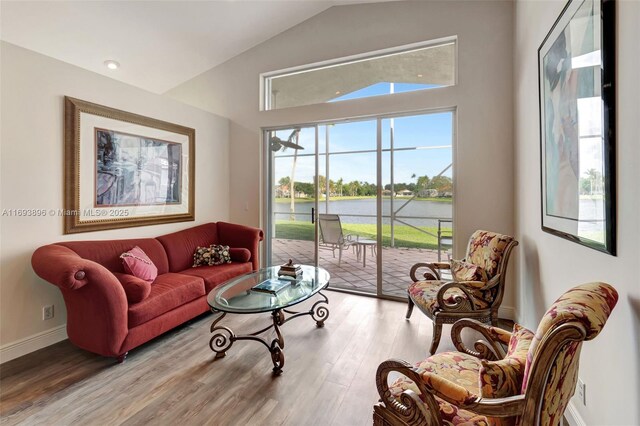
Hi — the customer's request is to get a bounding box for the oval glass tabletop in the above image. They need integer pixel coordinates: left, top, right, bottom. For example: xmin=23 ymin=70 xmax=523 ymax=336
xmin=207 ymin=265 xmax=330 ymax=314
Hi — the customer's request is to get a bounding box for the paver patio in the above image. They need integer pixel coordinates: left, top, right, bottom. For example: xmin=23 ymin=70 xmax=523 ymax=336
xmin=271 ymin=238 xmax=451 ymax=298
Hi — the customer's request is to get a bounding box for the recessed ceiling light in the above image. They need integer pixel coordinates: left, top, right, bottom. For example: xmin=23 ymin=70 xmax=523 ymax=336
xmin=417 ymin=74 xmax=423 ymax=77
xmin=104 ymin=60 xmax=120 ymax=70
xmin=335 ymin=91 xmax=341 ymax=95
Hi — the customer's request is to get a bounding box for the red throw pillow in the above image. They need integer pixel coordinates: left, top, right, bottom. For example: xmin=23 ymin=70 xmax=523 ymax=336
xmin=229 ymin=248 xmax=251 ymax=263
xmin=120 ymin=246 xmax=158 ymax=282
xmin=113 ymin=272 xmax=152 ymax=304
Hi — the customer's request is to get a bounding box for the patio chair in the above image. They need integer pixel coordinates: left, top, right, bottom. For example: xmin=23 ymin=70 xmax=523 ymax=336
xmin=406 ymin=230 xmax=518 ymax=354
xmin=318 ymin=214 xmax=358 ymax=265
xmin=373 ymin=282 xmax=618 ymax=426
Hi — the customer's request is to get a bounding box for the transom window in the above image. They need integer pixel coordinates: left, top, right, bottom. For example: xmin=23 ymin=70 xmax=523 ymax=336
xmin=262 ymin=37 xmax=457 ymax=111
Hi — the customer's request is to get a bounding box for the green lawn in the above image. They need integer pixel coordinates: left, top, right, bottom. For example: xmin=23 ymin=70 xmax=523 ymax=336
xmin=275 ymin=220 xmax=452 ymax=250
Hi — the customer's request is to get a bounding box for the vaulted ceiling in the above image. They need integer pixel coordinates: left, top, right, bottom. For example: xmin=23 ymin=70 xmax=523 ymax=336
xmin=0 ymin=1 xmax=394 ymax=94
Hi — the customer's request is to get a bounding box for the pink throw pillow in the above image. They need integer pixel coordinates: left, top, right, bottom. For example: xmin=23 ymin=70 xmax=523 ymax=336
xmin=120 ymin=246 xmax=158 ymax=283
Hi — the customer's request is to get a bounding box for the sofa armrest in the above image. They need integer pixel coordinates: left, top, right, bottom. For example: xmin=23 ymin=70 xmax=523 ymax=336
xmin=31 ymin=244 xmax=129 ymax=357
xmin=217 ymin=222 xmax=264 ymax=271
xmin=32 ymin=244 xmax=96 ymax=290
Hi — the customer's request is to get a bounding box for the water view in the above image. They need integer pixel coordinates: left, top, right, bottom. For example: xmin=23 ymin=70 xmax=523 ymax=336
xmin=274 ymin=197 xmax=452 ymax=227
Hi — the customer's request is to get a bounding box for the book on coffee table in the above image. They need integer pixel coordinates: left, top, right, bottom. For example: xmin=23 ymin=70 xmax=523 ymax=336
xmin=252 ymin=278 xmax=292 ymax=295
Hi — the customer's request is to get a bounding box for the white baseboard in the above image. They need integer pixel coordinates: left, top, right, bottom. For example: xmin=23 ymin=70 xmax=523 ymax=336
xmin=565 ymin=401 xmax=587 ymax=426
xmin=0 ymin=324 xmax=67 ymax=364
xmin=499 ymin=305 xmax=516 ymax=320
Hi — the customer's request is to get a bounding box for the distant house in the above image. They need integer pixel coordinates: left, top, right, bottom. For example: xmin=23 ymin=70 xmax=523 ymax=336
xmin=419 ymin=189 xmax=439 ymax=198
xmin=276 ymin=184 xmax=290 ymax=198
xmin=382 ymin=189 xmax=396 ymax=197
xmin=398 ymin=189 xmax=413 ymax=196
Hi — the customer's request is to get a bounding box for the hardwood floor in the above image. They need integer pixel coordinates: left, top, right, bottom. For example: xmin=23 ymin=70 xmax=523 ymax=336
xmin=1 ymin=291 xmax=461 ymax=426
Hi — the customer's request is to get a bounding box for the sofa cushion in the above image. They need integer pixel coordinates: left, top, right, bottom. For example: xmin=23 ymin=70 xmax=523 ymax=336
xmin=408 ymin=280 xmax=491 ymax=313
xmin=59 ymin=239 xmax=169 ymax=275
xmin=179 ymin=262 xmax=252 ymax=292
xmin=120 ymin=246 xmax=158 ymax=282
xmin=157 ymin=223 xmax=219 ymax=272
xmin=128 ymin=273 xmax=205 ymax=327
xmin=113 ymin=272 xmax=152 ymax=304
xmin=229 ymin=248 xmax=251 ymax=263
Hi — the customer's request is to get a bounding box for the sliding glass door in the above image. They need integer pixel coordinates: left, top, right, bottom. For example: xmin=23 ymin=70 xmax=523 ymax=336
xmin=380 ymin=112 xmax=454 ymax=297
xmin=316 ymin=120 xmax=378 ymax=294
xmin=267 ymin=126 xmax=318 ymax=267
xmin=264 ymin=110 xmax=454 ymax=300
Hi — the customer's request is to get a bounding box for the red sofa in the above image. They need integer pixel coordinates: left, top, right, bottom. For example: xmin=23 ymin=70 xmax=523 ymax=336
xmin=31 ymin=222 xmax=263 ymax=362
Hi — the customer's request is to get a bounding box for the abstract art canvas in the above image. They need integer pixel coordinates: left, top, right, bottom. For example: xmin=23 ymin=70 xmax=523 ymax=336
xmin=95 ymin=129 xmax=182 ymax=206
xmin=538 ymin=0 xmax=615 ymax=255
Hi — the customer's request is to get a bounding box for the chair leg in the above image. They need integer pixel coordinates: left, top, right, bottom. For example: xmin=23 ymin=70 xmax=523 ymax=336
xmin=430 ymin=321 xmax=443 ymax=355
xmin=338 ymin=247 xmax=343 ymax=265
xmin=405 ymin=297 xmax=414 ymax=320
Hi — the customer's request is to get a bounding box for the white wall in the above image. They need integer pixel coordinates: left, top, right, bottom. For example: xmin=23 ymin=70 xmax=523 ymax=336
xmin=167 ymin=0 xmax=516 ymax=308
xmin=514 ymin=1 xmax=640 ymax=425
xmin=0 ymin=42 xmax=230 ymax=359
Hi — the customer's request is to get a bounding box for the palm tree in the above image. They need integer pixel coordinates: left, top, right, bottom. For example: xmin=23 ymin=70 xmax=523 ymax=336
xmin=278 ymin=176 xmax=290 ymax=198
xmin=584 ymin=168 xmax=603 ymax=194
xmin=288 ymin=130 xmax=301 ymax=220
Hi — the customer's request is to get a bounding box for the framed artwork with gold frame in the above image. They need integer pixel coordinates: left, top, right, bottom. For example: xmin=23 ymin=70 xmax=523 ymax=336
xmin=64 ymin=97 xmax=195 ymax=234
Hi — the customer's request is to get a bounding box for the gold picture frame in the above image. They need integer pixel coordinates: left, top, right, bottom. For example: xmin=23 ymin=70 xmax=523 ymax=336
xmin=64 ymin=96 xmax=195 ymax=234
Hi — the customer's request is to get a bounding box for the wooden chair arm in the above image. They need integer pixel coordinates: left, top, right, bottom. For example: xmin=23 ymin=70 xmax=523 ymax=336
xmin=451 ymin=319 xmax=510 ymax=360
xmin=480 ymin=274 xmax=501 ymax=290
xmin=409 ymin=263 xmax=442 ymax=281
xmin=376 ymin=359 xmax=442 ymax=425
xmin=435 ymin=282 xmax=477 ymax=313
xmin=376 ymin=359 xmax=526 ymax=423
xmin=463 ymin=395 xmax=526 ymax=417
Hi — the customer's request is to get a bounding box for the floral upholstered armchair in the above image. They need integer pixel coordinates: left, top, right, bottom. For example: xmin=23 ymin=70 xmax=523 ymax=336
xmin=374 ymin=282 xmax=618 ymax=426
xmin=406 ymin=230 xmax=518 ymax=354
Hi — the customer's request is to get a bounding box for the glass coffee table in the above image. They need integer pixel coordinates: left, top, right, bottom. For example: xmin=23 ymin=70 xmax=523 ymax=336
xmin=207 ymin=265 xmax=330 ymax=375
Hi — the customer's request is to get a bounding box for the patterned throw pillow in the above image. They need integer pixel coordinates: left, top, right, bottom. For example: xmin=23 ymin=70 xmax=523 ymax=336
xmin=210 ymin=245 xmax=231 ymax=265
xmin=193 ymin=246 xmax=213 ymax=267
xmin=450 ymin=259 xmax=488 ymax=283
xmin=479 ymin=323 xmax=534 ymax=398
xmin=120 ymin=246 xmax=158 ymax=282
xmin=192 ymin=245 xmax=232 ymax=267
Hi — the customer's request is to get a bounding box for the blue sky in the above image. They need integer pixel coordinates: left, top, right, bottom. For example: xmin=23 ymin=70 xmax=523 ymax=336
xmin=273 ymin=83 xmax=453 ymax=186
xmin=330 ymin=82 xmax=441 ymax=102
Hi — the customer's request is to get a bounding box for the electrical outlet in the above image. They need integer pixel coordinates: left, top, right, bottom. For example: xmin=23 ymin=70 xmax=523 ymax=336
xmin=42 ymin=305 xmax=54 ymax=320
xmin=577 ymin=378 xmax=586 ymax=406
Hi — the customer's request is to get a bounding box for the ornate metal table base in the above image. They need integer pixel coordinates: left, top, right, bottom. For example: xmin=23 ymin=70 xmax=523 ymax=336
xmin=209 ymin=291 xmax=329 ymax=375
